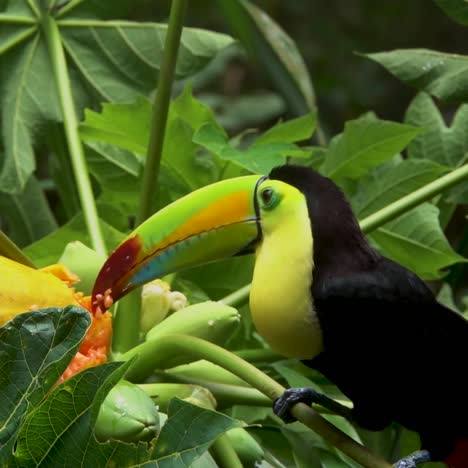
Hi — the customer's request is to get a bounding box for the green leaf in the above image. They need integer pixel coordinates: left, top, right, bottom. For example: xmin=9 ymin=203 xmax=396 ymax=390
xmin=194 ymin=123 xmax=310 ymax=174
xmin=164 ymin=86 xmax=222 ymax=191
xmin=0 ymin=34 xmax=61 ymax=192
xmin=0 ymin=2 xmax=37 ymax=17
xmin=320 ymin=113 xmax=422 ymax=179
xmin=447 ymin=180 xmax=468 ymax=203
xmin=151 ymin=399 xmax=239 ymax=467
xmin=405 ymin=92 xmax=468 ymax=168
xmin=353 ymin=159 xmax=448 ymax=218
xmin=80 ymin=87 xmax=223 ymax=196
xmin=60 ymin=20 xmax=234 ymax=101
xmin=80 ymin=97 xmax=151 ymax=154
xmin=0 ymin=24 xmax=36 ymax=55
xmin=0 ymin=306 xmax=91 ymax=462
xmin=85 ymin=141 xmax=142 ymax=229
xmin=14 ymin=361 xmax=145 ymax=466
xmin=282 ymin=421 xmax=360 ymax=468
xmin=0 ymin=174 xmax=58 ymax=247
xmin=436 ymin=283 xmax=462 ymax=314
xmin=365 ymin=49 xmax=468 ymax=103
xmin=434 ymin=0 xmax=468 ymax=26
xmin=24 ymin=213 xmax=125 ymax=267
xmin=255 ymin=112 xmax=316 ymax=145
xmin=215 ymin=0 xmax=316 ymax=116
xmin=0 ymin=12 xmax=233 ymax=193
xmin=370 ymin=203 xmax=467 ymax=279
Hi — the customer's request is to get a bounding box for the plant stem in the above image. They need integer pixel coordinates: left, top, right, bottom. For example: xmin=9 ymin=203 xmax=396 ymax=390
xmin=111 ymin=290 xmax=141 ymax=354
xmin=211 ymin=434 xmax=244 ymax=468
xmin=219 ymin=284 xmax=251 ymax=308
xmin=0 ymin=26 xmax=36 ymax=55
xmin=220 ymin=163 xmax=468 ymax=307
xmin=0 ymin=230 xmax=35 ymax=267
xmin=26 ymin=0 xmax=40 ymax=17
xmin=158 ymin=374 xmax=272 ymax=408
xmin=360 ymin=162 xmax=468 ymax=233
xmin=136 ymin=0 xmax=187 ymax=224
xmin=121 ymin=334 xmax=391 ymax=468
xmin=234 ymin=348 xmax=282 ymax=363
xmin=0 ymin=15 xmax=36 ymax=24
xmin=55 ymin=0 xmax=86 ymax=17
xmin=42 ymin=14 xmax=106 ymax=256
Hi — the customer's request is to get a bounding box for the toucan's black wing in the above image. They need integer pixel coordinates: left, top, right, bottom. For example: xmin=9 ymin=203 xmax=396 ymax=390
xmin=306 ymin=256 xmax=468 ymax=453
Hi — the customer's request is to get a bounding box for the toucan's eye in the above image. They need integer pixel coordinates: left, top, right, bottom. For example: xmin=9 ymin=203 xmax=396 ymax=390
xmin=259 ymin=187 xmax=280 ymax=210
xmin=261 ymin=188 xmax=274 ymax=205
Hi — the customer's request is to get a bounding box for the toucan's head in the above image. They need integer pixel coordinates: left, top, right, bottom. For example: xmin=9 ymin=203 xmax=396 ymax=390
xmin=92 ymin=168 xmax=311 ymax=312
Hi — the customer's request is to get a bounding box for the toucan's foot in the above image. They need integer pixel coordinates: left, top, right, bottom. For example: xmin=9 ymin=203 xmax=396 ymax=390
xmin=393 ymin=450 xmax=431 ymax=467
xmin=273 ymin=387 xmax=352 ymax=423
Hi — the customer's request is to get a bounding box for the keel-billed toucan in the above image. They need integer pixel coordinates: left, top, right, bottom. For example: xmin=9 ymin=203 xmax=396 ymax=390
xmin=93 ymin=165 xmax=468 ymax=467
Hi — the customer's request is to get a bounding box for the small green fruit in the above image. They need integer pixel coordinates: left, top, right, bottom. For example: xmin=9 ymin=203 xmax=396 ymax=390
xmin=95 ymin=380 xmax=160 ymax=443
xmin=58 ymin=241 xmax=106 ymax=294
xmin=145 ymin=301 xmax=240 ymax=347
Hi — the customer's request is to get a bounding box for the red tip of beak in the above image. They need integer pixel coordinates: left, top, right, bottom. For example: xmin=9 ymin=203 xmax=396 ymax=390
xmin=92 ymin=235 xmax=142 ymax=313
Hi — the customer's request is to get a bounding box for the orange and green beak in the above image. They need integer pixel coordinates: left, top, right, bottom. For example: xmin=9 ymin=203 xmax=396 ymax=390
xmin=92 ymin=176 xmax=265 ymax=312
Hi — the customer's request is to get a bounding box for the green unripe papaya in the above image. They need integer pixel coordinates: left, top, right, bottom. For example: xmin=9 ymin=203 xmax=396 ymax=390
xmin=139 ymin=383 xmax=216 ymax=413
xmin=95 ymin=380 xmax=160 ymax=443
xmin=226 ymin=427 xmax=265 ymax=467
xmin=167 ymin=360 xmax=248 ymax=387
xmin=58 ymin=241 xmax=106 ymax=295
xmin=145 ymin=301 xmax=240 ymax=346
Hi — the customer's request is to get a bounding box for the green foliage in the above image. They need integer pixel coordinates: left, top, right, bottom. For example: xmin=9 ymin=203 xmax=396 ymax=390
xmin=366 ymin=49 xmax=468 ymax=103
xmin=24 ymin=213 xmax=125 ymax=267
xmin=0 ymin=2 xmax=233 ymax=195
xmin=370 ymin=203 xmax=466 ymax=279
xmin=0 ymin=306 xmax=91 ymax=465
xmin=353 ymin=159 xmax=448 ymax=218
xmin=0 ymin=307 xmax=240 ymax=467
xmin=193 ymin=112 xmax=315 ymax=174
xmin=320 ymin=113 xmax=423 ymax=179
xmin=0 ymin=174 xmax=57 ymax=247
xmin=405 ymin=93 xmax=468 ymax=167
xmin=215 ymin=0 xmax=316 ymax=116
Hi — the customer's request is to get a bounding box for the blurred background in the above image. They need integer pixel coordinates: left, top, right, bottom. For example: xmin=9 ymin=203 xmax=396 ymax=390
xmin=126 ymin=0 xmax=468 ymax=138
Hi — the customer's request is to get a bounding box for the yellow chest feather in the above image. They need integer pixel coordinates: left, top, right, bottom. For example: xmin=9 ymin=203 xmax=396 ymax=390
xmin=249 ymin=200 xmax=323 ymax=359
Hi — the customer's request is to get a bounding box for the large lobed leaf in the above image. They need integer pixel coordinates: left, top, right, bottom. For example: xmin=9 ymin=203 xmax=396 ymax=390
xmin=80 ymin=87 xmax=226 ymax=201
xmin=60 ymin=20 xmax=234 ymax=101
xmin=320 ymin=113 xmax=422 ymax=179
xmin=0 ymin=306 xmax=91 ymax=464
xmin=370 ymin=203 xmax=467 ymax=279
xmin=353 ymin=159 xmax=448 ymax=218
xmin=404 ymin=92 xmax=468 ymax=203
xmin=0 ymin=306 xmax=239 ymax=466
xmin=404 ymin=92 xmax=468 ymax=168
xmin=0 ymin=174 xmax=58 ymax=247
xmin=193 ymin=112 xmax=316 ymax=174
xmin=0 ymin=34 xmax=61 ymax=193
xmin=366 ymin=49 xmax=468 ymax=103
xmin=0 ymin=2 xmax=234 ymax=193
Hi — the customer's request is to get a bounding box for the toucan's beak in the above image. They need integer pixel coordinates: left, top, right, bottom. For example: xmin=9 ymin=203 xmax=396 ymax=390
xmin=92 ymin=175 xmax=264 ymax=312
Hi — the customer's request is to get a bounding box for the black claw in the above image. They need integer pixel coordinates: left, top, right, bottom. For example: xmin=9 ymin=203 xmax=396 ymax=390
xmin=394 ymin=450 xmax=431 ymax=468
xmin=273 ymin=387 xmax=317 ymax=422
